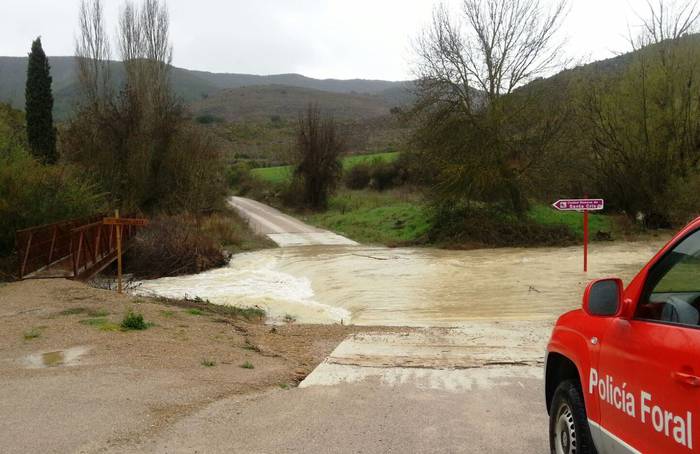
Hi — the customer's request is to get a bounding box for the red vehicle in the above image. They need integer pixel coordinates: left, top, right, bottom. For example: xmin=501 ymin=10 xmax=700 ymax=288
xmin=546 ymin=217 xmax=700 ymax=454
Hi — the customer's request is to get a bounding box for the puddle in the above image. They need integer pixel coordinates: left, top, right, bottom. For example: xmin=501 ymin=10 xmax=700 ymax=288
xmin=25 ymin=346 xmax=91 ymax=369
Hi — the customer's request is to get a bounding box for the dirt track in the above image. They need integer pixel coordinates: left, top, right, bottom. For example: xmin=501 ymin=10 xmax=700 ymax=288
xmin=0 ymin=279 xmax=372 ymax=453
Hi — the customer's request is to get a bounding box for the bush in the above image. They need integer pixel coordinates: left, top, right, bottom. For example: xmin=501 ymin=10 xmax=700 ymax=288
xmin=120 ymin=310 xmax=149 ymax=330
xmin=428 ymin=203 xmax=576 ymax=247
xmin=126 ymin=215 xmax=227 ymax=279
xmin=667 ymin=173 xmax=700 ymax=226
xmin=345 ymin=164 xmax=371 ymax=189
xmin=195 ymin=114 xmax=223 ymax=125
xmin=0 ymin=146 xmax=105 ymax=257
xmin=199 ymin=212 xmax=245 ymax=247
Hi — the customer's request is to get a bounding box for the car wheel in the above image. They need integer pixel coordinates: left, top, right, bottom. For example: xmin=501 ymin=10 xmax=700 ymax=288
xmin=549 ymin=379 xmax=596 ymax=454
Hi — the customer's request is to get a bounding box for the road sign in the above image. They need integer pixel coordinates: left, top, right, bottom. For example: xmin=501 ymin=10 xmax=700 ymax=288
xmin=552 ymin=199 xmax=604 ymax=211
xmin=552 ymin=198 xmax=605 ymax=273
xmin=103 ymin=217 xmax=149 ymax=226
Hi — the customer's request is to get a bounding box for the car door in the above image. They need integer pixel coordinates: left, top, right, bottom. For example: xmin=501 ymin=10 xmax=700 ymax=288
xmin=596 ymin=229 xmax=700 ymax=453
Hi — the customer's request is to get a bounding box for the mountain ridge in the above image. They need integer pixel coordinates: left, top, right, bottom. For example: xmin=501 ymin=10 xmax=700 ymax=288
xmin=0 ymin=56 xmax=413 ymax=120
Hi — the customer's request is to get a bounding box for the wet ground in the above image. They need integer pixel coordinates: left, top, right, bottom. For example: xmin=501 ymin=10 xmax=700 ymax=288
xmin=137 ymin=240 xmax=667 ymax=326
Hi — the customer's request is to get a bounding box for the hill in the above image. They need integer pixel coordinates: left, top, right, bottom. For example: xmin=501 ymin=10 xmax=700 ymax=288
xmin=189 ymin=85 xmax=395 ymax=122
xmin=0 ymin=56 xmax=414 ymax=120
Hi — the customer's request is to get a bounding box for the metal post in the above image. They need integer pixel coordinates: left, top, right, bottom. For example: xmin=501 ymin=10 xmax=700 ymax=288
xmin=583 ymin=208 xmax=589 ymax=273
xmin=115 ymin=209 xmax=123 ymax=293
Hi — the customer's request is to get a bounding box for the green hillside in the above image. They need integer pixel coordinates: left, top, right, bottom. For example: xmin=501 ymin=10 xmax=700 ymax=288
xmin=0 ymin=56 xmax=414 ymax=120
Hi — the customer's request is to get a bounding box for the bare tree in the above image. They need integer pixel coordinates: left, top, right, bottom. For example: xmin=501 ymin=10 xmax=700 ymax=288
xmin=119 ymin=0 xmax=173 ymax=116
xmin=291 ymin=105 xmax=344 ymax=210
xmin=415 ymin=0 xmax=568 ymax=108
xmin=582 ymin=0 xmax=700 ymax=225
xmin=634 ymin=0 xmax=700 ymax=46
xmin=75 ymin=0 xmax=111 ymax=105
xmin=412 ymin=0 xmax=569 ymax=216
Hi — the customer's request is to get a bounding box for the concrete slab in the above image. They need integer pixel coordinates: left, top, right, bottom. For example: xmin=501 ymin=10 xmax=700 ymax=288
xmin=300 ymin=325 xmax=547 ymax=392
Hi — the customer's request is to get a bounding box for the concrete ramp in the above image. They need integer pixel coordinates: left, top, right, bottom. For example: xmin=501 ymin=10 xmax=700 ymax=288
xmin=229 ymin=196 xmax=358 ymax=247
xmin=300 ymin=323 xmax=547 ymax=392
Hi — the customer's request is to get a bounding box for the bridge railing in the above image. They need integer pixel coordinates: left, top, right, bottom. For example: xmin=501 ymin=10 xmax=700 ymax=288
xmin=16 ymin=215 xmax=139 ymax=280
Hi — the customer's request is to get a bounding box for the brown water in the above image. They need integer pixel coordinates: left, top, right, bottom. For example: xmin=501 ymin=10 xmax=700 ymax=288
xmin=137 ymin=240 xmax=668 ymax=326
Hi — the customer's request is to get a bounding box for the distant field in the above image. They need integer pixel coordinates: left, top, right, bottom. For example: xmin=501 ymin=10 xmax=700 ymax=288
xmin=303 ymin=193 xmax=615 ymax=246
xmin=251 ymin=151 xmax=399 ymax=184
xmin=304 ymin=189 xmax=430 ymax=245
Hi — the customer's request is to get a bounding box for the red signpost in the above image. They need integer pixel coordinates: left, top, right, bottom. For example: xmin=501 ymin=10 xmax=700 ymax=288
xmin=552 ymin=198 xmax=605 ymax=272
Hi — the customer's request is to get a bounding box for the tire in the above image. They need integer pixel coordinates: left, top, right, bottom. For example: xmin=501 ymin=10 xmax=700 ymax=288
xmin=549 ymin=379 xmax=597 ymax=454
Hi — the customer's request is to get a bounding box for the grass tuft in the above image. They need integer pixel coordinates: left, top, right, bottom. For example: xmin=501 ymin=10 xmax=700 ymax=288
xmin=201 ymin=359 xmax=216 ymax=367
xmin=241 ymin=361 xmax=255 ymax=369
xmin=23 ymin=328 xmax=41 ymax=340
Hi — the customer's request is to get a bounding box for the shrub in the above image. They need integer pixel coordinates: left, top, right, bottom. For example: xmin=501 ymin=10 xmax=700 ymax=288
xmin=126 ymin=215 xmax=227 ymax=279
xmin=428 ymin=203 xmax=576 ymax=247
xmin=195 ymin=114 xmax=223 ymax=124
xmin=120 ymin=310 xmax=149 ymax=330
xmin=200 ymin=212 xmax=244 ymax=247
xmin=345 ymin=164 xmax=371 ymax=189
xmin=667 ymin=173 xmax=700 ymax=226
xmin=0 ymin=145 xmax=105 ymax=257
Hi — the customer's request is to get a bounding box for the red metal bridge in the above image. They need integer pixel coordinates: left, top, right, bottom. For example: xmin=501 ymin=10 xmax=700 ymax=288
xmin=16 ymin=215 xmax=143 ymax=280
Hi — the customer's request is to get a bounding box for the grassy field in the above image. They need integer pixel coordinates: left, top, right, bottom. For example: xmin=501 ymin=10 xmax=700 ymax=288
xmin=528 ymin=204 xmax=613 ymax=238
xmin=301 ymin=190 xmax=615 ymax=246
xmin=251 ymin=151 xmax=399 ymax=184
xmin=303 ymin=189 xmax=430 ymax=245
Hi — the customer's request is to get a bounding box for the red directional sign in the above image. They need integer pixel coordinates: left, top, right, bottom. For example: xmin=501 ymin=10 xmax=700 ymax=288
xmin=552 ymin=198 xmax=605 ymax=273
xmin=552 ymin=199 xmax=604 ymax=211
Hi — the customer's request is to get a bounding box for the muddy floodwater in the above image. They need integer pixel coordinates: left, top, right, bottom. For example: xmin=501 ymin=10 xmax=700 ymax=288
xmin=136 ymin=240 xmax=668 ymax=326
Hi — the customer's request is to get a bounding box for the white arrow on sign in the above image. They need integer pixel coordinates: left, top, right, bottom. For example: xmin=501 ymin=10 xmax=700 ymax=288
xmin=552 ymin=199 xmax=604 ymax=211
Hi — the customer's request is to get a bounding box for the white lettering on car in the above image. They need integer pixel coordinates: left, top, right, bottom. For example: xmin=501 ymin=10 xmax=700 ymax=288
xmin=590 ymin=368 xmax=693 ymax=449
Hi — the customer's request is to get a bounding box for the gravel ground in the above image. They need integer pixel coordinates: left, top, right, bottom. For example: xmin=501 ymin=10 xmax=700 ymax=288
xmin=0 ymin=279 xmax=372 ymax=453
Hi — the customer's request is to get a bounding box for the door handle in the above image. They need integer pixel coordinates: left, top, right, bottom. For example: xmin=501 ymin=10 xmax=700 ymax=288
xmin=672 ymin=371 xmax=700 ymax=387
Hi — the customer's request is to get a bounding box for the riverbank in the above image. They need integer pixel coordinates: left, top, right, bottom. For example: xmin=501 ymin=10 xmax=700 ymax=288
xmin=0 ymin=279 xmax=386 ymax=453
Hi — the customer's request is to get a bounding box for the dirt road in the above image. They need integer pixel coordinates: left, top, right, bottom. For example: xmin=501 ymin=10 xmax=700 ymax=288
xmin=229 ymin=196 xmax=358 ymax=246
xmin=0 ymin=279 xmax=365 ymax=453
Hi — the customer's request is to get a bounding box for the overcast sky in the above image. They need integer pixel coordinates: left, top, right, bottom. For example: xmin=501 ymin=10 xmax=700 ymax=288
xmin=1 ymin=0 xmax=660 ymax=81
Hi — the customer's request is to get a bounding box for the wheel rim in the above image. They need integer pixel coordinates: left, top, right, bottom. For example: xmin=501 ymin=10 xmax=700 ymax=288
xmin=554 ymin=403 xmax=577 ymax=454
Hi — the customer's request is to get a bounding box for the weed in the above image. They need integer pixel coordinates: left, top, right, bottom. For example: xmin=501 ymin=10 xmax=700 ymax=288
xmin=59 ymin=307 xmax=108 ymax=317
xmin=186 ymin=308 xmax=204 ymax=316
xmin=120 ymin=311 xmax=150 ymax=331
xmin=279 ymin=383 xmax=290 ymax=390
xmin=79 ymin=317 xmax=120 ymax=331
xmin=201 ymin=359 xmax=216 ymax=367
xmin=283 ymin=314 xmax=297 ymax=323
xmin=241 ymin=361 xmax=254 ymax=369
xmin=160 ymin=310 xmax=176 ymax=317
xmin=23 ymin=328 xmax=41 ymax=340
xmin=80 ymin=317 xmax=109 ymax=326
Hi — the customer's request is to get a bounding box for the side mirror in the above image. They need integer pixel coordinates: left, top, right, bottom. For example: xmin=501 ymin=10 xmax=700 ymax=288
xmin=583 ymin=278 xmax=623 ymax=317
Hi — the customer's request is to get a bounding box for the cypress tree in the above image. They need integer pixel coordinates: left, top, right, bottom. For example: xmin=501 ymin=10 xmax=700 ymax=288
xmin=25 ymin=37 xmax=57 ymax=164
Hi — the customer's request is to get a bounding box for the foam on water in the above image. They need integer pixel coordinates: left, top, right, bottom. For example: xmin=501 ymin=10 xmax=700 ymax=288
xmin=135 ymin=251 xmax=351 ymax=324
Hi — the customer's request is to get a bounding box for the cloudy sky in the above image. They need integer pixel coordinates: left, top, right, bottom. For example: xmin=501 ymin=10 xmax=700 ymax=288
xmin=1 ymin=0 xmax=660 ymax=81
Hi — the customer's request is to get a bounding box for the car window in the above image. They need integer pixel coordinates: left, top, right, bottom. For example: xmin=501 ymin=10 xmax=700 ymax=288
xmin=635 ymin=230 xmax=700 ymax=327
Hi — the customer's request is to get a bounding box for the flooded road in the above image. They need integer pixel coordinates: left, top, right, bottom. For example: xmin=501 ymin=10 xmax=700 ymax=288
xmin=137 ymin=240 xmax=667 ymax=326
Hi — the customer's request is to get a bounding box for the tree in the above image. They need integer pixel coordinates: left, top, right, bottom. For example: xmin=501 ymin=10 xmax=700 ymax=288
xmin=25 ymin=37 xmax=57 ymax=164
xmin=580 ymin=0 xmax=700 ymax=226
xmin=413 ymin=0 xmax=568 ymax=216
xmin=291 ymin=104 xmax=344 ymax=210
xmin=64 ymin=0 xmax=226 ymax=214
